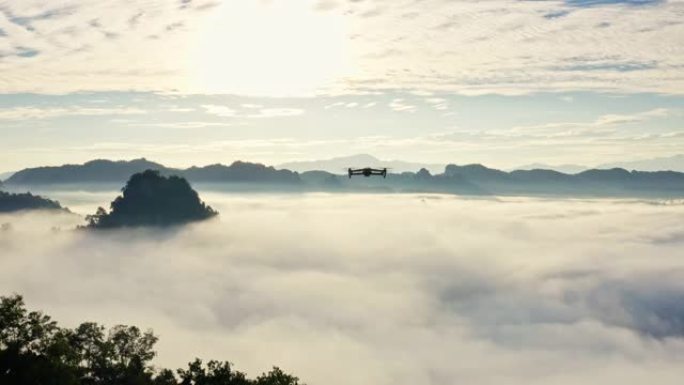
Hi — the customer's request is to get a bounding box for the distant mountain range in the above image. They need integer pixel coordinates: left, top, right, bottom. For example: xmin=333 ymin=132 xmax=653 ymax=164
xmin=598 ymin=154 xmax=684 ymax=172
xmin=511 ymin=163 xmax=588 ymax=174
xmin=513 ymin=154 xmax=684 ymax=173
xmin=4 ymin=157 xmax=684 ymax=198
xmin=279 ymin=154 xmax=446 ymax=174
xmin=5 ymin=158 xmax=299 ymax=186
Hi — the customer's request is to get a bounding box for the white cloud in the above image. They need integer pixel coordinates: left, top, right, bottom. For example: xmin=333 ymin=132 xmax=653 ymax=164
xmin=500 ymin=108 xmax=673 ymax=138
xmin=0 ymin=106 xmax=146 ymax=120
xmin=202 ymin=104 xmax=237 ymax=117
xmin=134 ymin=121 xmax=229 ymax=129
xmin=247 ymin=108 xmax=305 ymax=118
xmin=203 ymin=104 xmax=305 ymax=118
xmin=241 ymin=103 xmax=263 ymax=109
xmin=0 ymin=0 xmax=681 ymax=95
xmin=2 ymin=194 xmax=684 ymax=384
xmin=425 ymin=98 xmax=446 ymax=105
xmin=389 ymin=98 xmax=416 ymax=112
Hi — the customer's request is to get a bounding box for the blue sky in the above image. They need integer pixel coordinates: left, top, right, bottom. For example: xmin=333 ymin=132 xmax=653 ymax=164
xmin=0 ymin=0 xmax=682 ymax=171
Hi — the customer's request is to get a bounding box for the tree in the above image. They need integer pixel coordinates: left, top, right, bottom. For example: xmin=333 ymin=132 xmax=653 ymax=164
xmin=0 ymin=294 xmax=304 ymax=385
xmin=177 ymin=359 xmax=249 ymax=385
xmin=0 ymin=294 xmax=79 ymax=385
xmin=254 ymin=367 xmax=301 ymax=385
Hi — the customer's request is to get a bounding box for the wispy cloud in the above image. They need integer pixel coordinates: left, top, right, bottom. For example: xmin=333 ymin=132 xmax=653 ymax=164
xmin=0 ymin=106 xmax=146 ymax=120
xmin=506 ymin=108 xmax=672 ymax=137
xmin=0 ymin=0 xmax=680 ymax=95
xmin=202 ymin=104 xmax=237 ymax=117
xmin=203 ymin=104 xmax=304 ymax=118
xmin=389 ymin=98 xmax=416 ymax=112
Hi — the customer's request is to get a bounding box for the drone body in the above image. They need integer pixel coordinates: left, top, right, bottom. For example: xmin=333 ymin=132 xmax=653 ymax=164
xmin=348 ymin=167 xmax=387 ymax=178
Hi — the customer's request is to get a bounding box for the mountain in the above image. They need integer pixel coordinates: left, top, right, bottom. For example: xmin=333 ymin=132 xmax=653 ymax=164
xmin=0 ymin=190 xmax=65 ymax=213
xmin=511 ymin=163 xmax=588 ymax=174
xmin=5 ymin=158 xmax=301 ymax=186
xmin=598 ymin=154 xmax=684 ymax=172
xmin=280 ymin=154 xmax=446 ymax=174
xmin=445 ymin=164 xmax=512 ymax=182
xmin=85 ymin=170 xmax=217 ymax=228
xmin=5 ymin=158 xmax=684 ymax=198
xmin=513 ymin=154 xmax=684 ymax=173
xmin=6 ymin=158 xmax=171 ymax=185
xmin=183 ymin=161 xmax=300 ymax=183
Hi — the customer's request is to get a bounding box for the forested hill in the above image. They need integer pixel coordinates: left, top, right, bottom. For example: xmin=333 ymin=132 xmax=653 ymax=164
xmin=0 ymin=190 xmax=65 ymax=213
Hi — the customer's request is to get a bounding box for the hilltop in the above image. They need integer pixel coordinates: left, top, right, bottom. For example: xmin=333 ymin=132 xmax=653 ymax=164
xmin=0 ymin=190 xmax=66 ymax=213
xmin=86 ymin=170 xmax=217 ymax=228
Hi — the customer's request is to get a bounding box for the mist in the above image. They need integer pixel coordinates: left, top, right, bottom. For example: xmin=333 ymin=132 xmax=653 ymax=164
xmin=2 ymin=192 xmax=684 ymax=384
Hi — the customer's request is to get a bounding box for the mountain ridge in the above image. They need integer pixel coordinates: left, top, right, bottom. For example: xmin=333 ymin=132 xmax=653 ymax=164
xmin=5 ymin=157 xmax=684 ymax=198
xmin=279 ymin=154 xmax=446 ymax=174
xmin=512 ymin=154 xmax=684 ymax=173
xmin=6 ymin=158 xmax=300 ymax=186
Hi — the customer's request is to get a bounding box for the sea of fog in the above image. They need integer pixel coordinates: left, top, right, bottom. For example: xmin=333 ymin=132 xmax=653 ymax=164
xmin=2 ymin=190 xmax=684 ymax=384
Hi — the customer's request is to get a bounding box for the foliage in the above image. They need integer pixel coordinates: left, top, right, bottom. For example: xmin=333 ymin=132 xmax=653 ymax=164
xmin=0 ymin=294 xmax=302 ymax=385
xmin=87 ymin=170 xmax=217 ymax=228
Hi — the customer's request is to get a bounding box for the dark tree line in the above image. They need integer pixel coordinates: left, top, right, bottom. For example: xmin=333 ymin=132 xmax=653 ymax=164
xmin=0 ymin=190 xmax=64 ymax=213
xmin=87 ymin=170 xmax=217 ymax=229
xmin=0 ymin=294 xmax=302 ymax=385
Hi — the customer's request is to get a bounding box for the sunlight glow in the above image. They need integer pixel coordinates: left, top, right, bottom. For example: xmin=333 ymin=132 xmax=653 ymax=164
xmin=189 ymin=0 xmax=352 ymax=96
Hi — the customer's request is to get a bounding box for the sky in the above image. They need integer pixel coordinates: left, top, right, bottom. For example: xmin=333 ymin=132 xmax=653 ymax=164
xmin=1 ymin=0 xmax=683 ymax=172
xmin=3 ymin=193 xmax=684 ymax=384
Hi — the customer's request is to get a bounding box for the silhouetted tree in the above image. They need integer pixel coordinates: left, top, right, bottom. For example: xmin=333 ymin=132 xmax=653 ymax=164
xmin=0 ymin=294 xmax=303 ymax=385
xmin=254 ymin=367 xmax=302 ymax=385
xmin=177 ymin=359 xmax=249 ymax=385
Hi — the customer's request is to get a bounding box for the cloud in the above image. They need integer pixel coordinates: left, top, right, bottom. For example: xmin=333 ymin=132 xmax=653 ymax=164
xmin=0 ymin=0 xmax=681 ymax=95
xmin=241 ymin=103 xmax=263 ymax=109
xmin=247 ymin=108 xmax=305 ymax=118
xmin=313 ymin=0 xmax=340 ymax=12
xmin=203 ymin=104 xmax=305 ymax=118
xmin=202 ymin=104 xmax=237 ymax=117
xmin=2 ymin=194 xmax=684 ymax=384
xmin=565 ymin=0 xmax=664 ymax=7
xmin=0 ymin=106 xmax=147 ymax=120
xmin=389 ymin=98 xmax=416 ymax=112
xmin=505 ymin=108 xmax=672 ymax=137
xmin=134 ymin=121 xmax=229 ymax=129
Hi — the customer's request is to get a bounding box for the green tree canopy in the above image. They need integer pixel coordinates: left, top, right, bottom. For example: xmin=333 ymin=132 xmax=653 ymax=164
xmin=0 ymin=294 xmax=302 ymax=385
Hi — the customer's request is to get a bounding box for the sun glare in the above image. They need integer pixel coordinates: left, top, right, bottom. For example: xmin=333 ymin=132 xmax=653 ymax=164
xmin=189 ymin=0 xmax=352 ymax=96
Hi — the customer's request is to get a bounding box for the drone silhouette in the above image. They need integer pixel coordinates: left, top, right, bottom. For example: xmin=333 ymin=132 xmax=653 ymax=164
xmin=347 ymin=167 xmax=388 ymax=178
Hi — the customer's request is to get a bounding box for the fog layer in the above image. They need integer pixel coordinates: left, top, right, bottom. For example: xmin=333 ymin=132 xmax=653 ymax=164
xmin=2 ymin=193 xmax=684 ymax=384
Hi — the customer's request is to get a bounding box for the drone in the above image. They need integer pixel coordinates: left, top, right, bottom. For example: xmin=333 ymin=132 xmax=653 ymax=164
xmin=347 ymin=167 xmax=388 ymax=178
